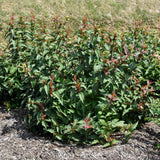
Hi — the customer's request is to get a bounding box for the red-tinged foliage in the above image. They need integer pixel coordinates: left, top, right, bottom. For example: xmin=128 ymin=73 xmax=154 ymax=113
xmin=107 ymin=91 xmax=118 ymax=104
xmin=52 ymin=74 xmax=55 ymax=80
xmin=1 ymin=15 xmax=159 ymax=146
xmin=82 ymin=117 xmax=93 ymax=130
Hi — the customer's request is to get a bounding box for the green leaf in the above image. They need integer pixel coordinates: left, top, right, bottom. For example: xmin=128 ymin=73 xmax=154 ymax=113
xmin=58 ymin=88 xmax=65 ymax=94
xmin=52 ymin=91 xmax=64 ymax=105
xmin=12 ymin=40 xmax=17 ymax=49
xmin=113 ymin=121 xmax=125 ymax=128
xmin=112 ymin=139 xmax=120 ymax=144
xmin=156 ymin=143 xmax=160 ymax=149
xmin=79 ymin=92 xmax=84 ymax=103
xmin=10 ymin=66 xmax=17 ymax=75
xmin=99 ymin=119 xmax=106 ymax=125
xmin=125 ymin=133 xmax=131 ymax=143
xmin=128 ymin=121 xmax=138 ymax=132
xmin=56 ymin=134 xmax=62 ymax=140
xmin=77 ymin=37 xmax=81 ymax=44
xmin=64 ymin=125 xmax=72 ymax=134
xmin=103 ymin=142 xmax=110 ymax=148
xmin=48 ymin=59 xmax=52 ymax=67
xmin=89 ymin=55 xmax=92 ymax=65
xmin=145 ymin=66 xmax=153 ymax=75
xmin=94 ymin=64 xmax=102 ymax=73
xmin=11 ymin=29 xmax=14 ymax=37
xmin=46 ymin=129 xmax=56 ymax=134
xmin=42 ymin=121 xmax=48 ymax=128
xmin=122 ymin=107 xmax=132 ymax=116
xmin=95 ymin=50 xmax=100 ymax=60
xmin=104 ymin=43 xmax=110 ymax=50
xmin=71 ymin=136 xmax=79 ymax=142
xmin=97 ymin=36 xmax=101 ymax=42
xmin=44 ymin=85 xmax=49 ymax=95
xmin=91 ymin=139 xmax=99 ymax=145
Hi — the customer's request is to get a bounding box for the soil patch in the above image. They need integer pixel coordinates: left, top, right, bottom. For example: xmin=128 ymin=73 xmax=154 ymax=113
xmin=0 ymin=105 xmax=160 ymax=160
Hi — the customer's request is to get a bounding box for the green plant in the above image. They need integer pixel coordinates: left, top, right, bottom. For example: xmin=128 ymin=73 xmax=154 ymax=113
xmin=0 ymin=15 xmax=159 ymax=147
xmin=157 ymin=143 xmax=160 ymax=149
xmin=1 ymin=0 xmax=160 ymax=46
xmin=145 ymin=98 xmax=160 ymax=125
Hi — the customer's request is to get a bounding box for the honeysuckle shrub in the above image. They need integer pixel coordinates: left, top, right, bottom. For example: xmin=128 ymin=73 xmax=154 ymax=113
xmin=0 ymin=15 xmax=159 ymax=146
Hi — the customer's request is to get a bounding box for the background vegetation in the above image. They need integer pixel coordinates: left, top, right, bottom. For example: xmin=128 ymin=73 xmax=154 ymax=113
xmin=0 ymin=0 xmax=160 ymax=47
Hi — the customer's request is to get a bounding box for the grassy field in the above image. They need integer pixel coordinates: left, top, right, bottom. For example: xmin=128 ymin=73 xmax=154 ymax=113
xmin=0 ymin=0 xmax=160 ymax=46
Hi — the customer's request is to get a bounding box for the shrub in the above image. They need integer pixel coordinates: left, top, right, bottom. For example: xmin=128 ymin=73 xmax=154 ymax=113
xmin=0 ymin=15 xmax=159 ymax=146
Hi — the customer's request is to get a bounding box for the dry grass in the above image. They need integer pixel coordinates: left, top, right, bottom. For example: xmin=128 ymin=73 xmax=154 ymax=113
xmin=0 ymin=0 xmax=160 ymax=46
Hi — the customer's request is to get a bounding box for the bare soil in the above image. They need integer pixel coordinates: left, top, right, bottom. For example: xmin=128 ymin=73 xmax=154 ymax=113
xmin=0 ymin=105 xmax=160 ymax=160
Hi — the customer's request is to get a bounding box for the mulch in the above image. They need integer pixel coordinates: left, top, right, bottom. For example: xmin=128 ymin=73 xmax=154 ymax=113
xmin=0 ymin=105 xmax=160 ymax=160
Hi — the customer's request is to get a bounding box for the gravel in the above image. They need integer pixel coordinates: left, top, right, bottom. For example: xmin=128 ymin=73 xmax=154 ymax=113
xmin=0 ymin=105 xmax=160 ymax=160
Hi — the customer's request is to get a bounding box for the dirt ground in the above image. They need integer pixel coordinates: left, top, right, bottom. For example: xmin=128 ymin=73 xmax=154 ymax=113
xmin=0 ymin=104 xmax=160 ymax=160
